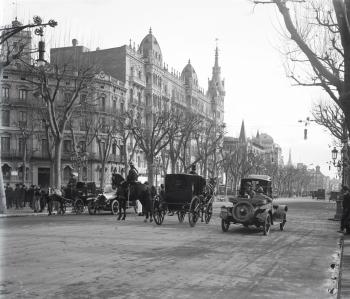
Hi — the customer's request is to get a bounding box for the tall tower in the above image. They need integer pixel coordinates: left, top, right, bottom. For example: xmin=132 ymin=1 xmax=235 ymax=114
xmin=287 ymin=149 xmax=292 ymax=166
xmin=207 ymin=43 xmax=225 ymax=123
xmin=239 ymin=120 xmax=247 ymax=143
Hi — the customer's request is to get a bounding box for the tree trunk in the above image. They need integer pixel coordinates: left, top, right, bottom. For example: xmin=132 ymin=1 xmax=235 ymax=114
xmin=22 ymin=141 xmax=27 ymax=184
xmin=100 ymin=160 xmax=106 ymax=190
xmin=147 ymin=157 xmax=154 ymax=186
xmin=0 ymin=138 xmax=6 ymax=214
xmin=53 ymin=139 xmax=63 ymax=189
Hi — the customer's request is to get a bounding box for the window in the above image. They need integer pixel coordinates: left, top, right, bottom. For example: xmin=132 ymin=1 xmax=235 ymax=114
xmin=113 ymin=99 xmax=117 ymax=112
xmin=63 ymin=140 xmax=72 ymax=153
xmin=18 ymin=111 xmax=26 ymax=126
xmin=120 ymin=102 xmax=124 ymax=113
xmin=99 ymin=141 xmax=106 ymax=157
xmin=101 ymin=97 xmax=106 ymax=111
xmin=64 ymin=93 xmax=71 ymax=103
xmin=80 ymin=94 xmax=87 ymax=104
xmin=1 ymin=136 xmax=10 ymax=152
xmin=112 ymin=142 xmax=117 ymax=155
xmin=2 ymin=164 xmax=11 ymax=180
xmin=42 ymin=139 xmax=48 ymax=157
xmin=78 ymin=141 xmax=86 ymax=152
xmin=79 ymin=118 xmax=86 ymax=131
xmin=2 ymin=110 xmax=10 ymax=126
xmin=137 ymin=156 xmax=141 ymax=168
xmin=2 ymin=87 xmax=9 ymax=99
xmin=19 ymin=89 xmax=27 ymax=100
xmin=138 ymin=71 xmax=142 ymax=79
xmin=18 ymin=166 xmax=29 ymax=181
xmin=18 ymin=138 xmax=25 ymax=155
xmin=82 ymin=167 xmax=87 ymax=181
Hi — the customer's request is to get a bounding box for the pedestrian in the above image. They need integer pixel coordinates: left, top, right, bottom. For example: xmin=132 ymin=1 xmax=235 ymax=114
xmin=27 ymin=185 xmax=35 ymax=209
xmin=5 ymin=183 xmax=13 ymax=209
xmin=159 ymin=184 xmax=165 ymax=202
xmin=33 ymin=186 xmax=41 ymax=213
xmin=339 ymin=186 xmax=350 ymax=233
xmin=20 ymin=185 xmax=26 ymax=208
xmin=39 ymin=189 xmax=47 ymax=212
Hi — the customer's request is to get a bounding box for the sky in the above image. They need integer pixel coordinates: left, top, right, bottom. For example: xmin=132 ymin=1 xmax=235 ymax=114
xmin=1 ymin=0 xmax=339 ymax=178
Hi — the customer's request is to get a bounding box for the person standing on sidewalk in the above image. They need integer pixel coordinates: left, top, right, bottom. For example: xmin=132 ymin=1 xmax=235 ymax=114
xmin=340 ymin=186 xmax=350 ymax=233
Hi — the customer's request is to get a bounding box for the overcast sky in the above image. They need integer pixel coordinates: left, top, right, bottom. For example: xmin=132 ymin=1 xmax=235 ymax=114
xmin=2 ymin=0 xmax=339 ymax=178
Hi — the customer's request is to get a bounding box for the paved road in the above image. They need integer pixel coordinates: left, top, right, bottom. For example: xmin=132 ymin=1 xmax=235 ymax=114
xmin=0 ymin=199 xmax=341 ymax=298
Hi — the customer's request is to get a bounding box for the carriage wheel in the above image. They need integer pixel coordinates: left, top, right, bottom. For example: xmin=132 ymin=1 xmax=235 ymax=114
xmin=74 ymin=198 xmax=84 ymax=215
xmin=111 ymin=200 xmax=119 ymax=215
xmin=153 ymin=197 xmax=164 ymax=225
xmin=178 ymin=210 xmax=186 ymax=223
xmin=188 ymin=196 xmax=200 ymax=227
xmin=263 ymin=214 xmax=271 ymax=236
xmin=88 ymin=203 xmax=96 ymax=215
xmin=221 ymin=219 xmax=230 ymax=232
xmin=204 ymin=203 xmax=213 ymax=224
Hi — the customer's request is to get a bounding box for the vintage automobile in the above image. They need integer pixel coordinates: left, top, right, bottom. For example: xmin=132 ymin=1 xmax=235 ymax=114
xmin=220 ymin=175 xmax=288 ymax=235
xmin=153 ymin=174 xmax=215 ymax=227
xmin=86 ymin=191 xmax=119 ymax=215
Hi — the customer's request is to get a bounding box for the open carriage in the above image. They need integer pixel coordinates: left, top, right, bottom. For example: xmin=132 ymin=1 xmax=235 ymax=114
xmin=153 ymin=174 xmax=216 ymax=227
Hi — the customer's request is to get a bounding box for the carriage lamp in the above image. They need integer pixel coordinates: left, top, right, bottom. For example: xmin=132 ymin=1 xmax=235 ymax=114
xmin=332 ymin=147 xmax=338 ymax=166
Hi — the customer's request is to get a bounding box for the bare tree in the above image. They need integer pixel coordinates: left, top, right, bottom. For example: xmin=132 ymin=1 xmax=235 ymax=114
xmin=127 ymin=110 xmax=173 ymax=186
xmin=0 ymin=16 xmax=56 ymax=213
xmin=312 ymin=100 xmax=346 ymax=142
xmin=25 ymin=60 xmax=97 ymax=189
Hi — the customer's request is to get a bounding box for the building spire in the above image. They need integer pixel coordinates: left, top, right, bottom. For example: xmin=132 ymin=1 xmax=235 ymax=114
xmin=215 ymin=38 xmax=219 ymax=68
xmin=287 ymin=148 xmax=292 ymax=166
xmin=239 ymin=120 xmax=246 ymax=143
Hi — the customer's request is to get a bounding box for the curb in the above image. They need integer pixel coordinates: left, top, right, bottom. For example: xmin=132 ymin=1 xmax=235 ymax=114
xmin=337 ymin=236 xmax=344 ymax=298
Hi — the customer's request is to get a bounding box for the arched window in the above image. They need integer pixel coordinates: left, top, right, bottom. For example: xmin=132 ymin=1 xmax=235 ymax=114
xmin=2 ymin=164 xmax=11 ymax=180
xmin=63 ymin=166 xmax=72 ymax=181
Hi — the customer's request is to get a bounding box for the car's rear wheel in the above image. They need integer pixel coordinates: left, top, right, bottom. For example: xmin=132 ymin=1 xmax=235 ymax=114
xmin=111 ymin=200 xmax=119 ymax=215
xmin=221 ymin=219 xmax=230 ymax=232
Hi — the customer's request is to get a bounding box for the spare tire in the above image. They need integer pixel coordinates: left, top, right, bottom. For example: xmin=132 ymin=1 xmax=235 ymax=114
xmin=232 ymin=201 xmax=254 ymax=223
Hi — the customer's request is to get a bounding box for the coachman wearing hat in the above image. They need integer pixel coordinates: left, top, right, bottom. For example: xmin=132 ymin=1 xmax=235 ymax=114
xmin=127 ymin=162 xmax=139 ymax=183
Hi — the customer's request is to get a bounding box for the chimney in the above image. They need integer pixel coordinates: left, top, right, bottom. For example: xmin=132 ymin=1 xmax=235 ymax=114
xmin=72 ymin=39 xmax=78 ymax=47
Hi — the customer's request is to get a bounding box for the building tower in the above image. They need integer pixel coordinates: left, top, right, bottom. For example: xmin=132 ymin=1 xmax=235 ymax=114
xmin=287 ymin=148 xmax=292 ymax=166
xmin=207 ymin=44 xmax=225 ymax=122
xmin=239 ymin=120 xmax=247 ymax=143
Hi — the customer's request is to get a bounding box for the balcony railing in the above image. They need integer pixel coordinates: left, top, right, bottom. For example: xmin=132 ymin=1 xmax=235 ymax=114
xmin=129 ymin=75 xmax=146 ymax=88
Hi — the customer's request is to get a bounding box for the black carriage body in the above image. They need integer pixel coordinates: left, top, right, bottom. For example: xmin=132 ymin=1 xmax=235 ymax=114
xmin=164 ymin=174 xmax=206 ymax=210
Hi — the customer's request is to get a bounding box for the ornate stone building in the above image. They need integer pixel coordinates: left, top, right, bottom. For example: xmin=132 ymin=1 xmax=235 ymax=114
xmin=1 ymin=24 xmax=225 ymax=188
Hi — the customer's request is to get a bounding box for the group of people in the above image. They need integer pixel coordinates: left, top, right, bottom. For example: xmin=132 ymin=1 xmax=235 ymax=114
xmin=5 ymin=183 xmax=49 ymax=213
xmin=242 ymin=182 xmax=273 ymax=203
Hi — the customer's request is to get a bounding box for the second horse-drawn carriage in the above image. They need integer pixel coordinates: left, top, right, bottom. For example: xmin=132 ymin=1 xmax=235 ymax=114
xmin=153 ymin=173 xmax=216 ymax=227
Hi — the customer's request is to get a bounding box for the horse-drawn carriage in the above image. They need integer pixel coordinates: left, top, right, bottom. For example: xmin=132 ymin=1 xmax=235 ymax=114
xmin=153 ymin=174 xmax=216 ymax=227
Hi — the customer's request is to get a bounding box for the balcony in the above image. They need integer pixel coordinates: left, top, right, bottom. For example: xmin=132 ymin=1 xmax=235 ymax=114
xmin=129 ymin=75 xmax=146 ymax=88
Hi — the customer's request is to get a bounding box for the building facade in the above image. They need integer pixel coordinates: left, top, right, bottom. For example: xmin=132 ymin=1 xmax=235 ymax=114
xmin=1 ymin=23 xmax=225 ymax=188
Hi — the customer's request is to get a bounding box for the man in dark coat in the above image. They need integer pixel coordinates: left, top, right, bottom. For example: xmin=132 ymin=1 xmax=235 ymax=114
xmin=5 ymin=183 xmax=13 ymax=209
xmin=340 ymin=186 xmax=350 ymax=232
xmin=127 ymin=162 xmax=138 ymax=183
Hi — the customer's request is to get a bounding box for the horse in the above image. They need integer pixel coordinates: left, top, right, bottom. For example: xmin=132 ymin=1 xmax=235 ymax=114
xmin=112 ymin=173 xmax=153 ymax=222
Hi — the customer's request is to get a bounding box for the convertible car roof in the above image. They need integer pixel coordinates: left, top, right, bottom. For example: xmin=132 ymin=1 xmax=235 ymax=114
xmin=243 ymin=174 xmax=271 ymax=182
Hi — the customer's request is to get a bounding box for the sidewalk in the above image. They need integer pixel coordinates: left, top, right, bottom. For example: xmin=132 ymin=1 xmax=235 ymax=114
xmin=0 ymin=206 xmax=65 ymax=218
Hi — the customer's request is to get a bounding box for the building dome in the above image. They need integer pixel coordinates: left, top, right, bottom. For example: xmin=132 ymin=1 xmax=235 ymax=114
xmin=259 ymin=133 xmax=274 ymax=146
xmin=181 ymin=60 xmax=198 ymax=86
xmin=140 ymin=28 xmax=162 ymax=66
